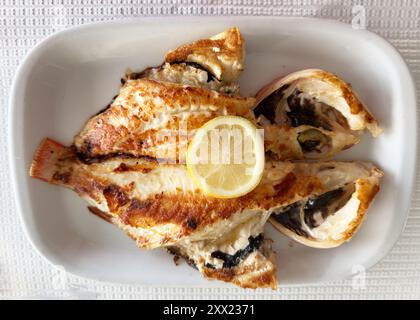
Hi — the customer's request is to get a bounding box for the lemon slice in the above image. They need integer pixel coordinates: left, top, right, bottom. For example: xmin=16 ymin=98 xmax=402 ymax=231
xmin=186 ymin=116 xmax=265 ymax=198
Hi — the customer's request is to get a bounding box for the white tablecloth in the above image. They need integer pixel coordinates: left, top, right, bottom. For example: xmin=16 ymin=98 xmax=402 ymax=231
xmin=1 ymin=0 xmax=419 ymax=299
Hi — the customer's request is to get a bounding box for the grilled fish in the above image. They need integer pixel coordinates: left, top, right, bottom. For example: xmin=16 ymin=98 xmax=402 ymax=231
xmin=270 ymin=164 xmax=383 ymax=248
xmin=73 ymin=79 xmax=256 ymax=162
xmin=74 ymin=69 xmax=382 ymax=163
xmin=74 ymin=29 xmax=381 ymax=163
xmin=30 ymin=138 xmax=382 ymax=288
xmin=28 ymin=28 xmax=384 ymax=289
xmin=254 ymin=69 xmax=382 ymax=159
xmin=124 ymin=27 xmax=244 ymax=95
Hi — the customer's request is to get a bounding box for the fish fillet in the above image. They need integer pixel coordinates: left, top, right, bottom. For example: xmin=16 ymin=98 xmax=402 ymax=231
xmin=30 ymin=138 xmax=381 ymax=288
xmin=73 ymin=79 xmax=256 ymax=161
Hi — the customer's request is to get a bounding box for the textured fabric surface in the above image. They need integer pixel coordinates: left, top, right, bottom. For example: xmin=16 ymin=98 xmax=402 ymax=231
xmin=1 ymin=0 xmax=419 ymax=299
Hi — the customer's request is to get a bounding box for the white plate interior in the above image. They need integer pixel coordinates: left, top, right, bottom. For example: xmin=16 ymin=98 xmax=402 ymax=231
xmin=10 ymin=17 xmax=417 ymax=286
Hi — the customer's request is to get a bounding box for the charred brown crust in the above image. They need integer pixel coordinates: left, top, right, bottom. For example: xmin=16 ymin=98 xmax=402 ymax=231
xmin=165 ymin=27 xmax=244 ymax=81
xmin=312 ymin=70 xmax=378 ymax=125
xmin=112 ymin=162 xmax=153 ymax=173
xmin=165 ymin=30 xmax=243 ymax=64
xmin=273 ymin=173 xmax=298 ymax=197
xmin=52 ymin=171 xmax=71 ymax=184
xmin=118 ymin=174 xmax=323 ymax=237
xmin=103 ymin=184 xmax=130 ymax=212
xmin=343 ymin=178 xmax=380 ymax=240
xmin=73 ymin=78 xmax=255 ymax=160
xmin=31 ymin=140 xmax=326 ymax=239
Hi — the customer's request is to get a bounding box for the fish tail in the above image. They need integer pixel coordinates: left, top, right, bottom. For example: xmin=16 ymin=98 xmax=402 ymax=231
xmin=29 ymin=138 xmax=67 ymax=183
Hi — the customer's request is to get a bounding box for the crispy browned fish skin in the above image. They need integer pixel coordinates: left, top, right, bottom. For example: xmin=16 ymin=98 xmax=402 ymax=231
xmin=72 ymin=74 xmax=383 ymax=163
xmin=29 ymin=138 xmax=383 ymax=289
xmin=31 ymin=138 xmax=282 ymax=289
xmin=30 ymin=138 xmax=326 ymax=244
xmin=89 ymin=206 xmax=277 ymax=289
xmin=165 ymin=27 xmax=244 ymax=83
xmin=74 ymin=28 xmax=247 ymax=162
xmin=73 ymin=79 xmax=255 ymax=160
xmin=30 ymin=138 xmax=382 ymax=246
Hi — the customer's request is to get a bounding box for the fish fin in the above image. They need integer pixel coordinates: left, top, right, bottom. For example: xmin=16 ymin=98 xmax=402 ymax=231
xmin=29 ymin=138 xmax=67 ymax=182
xmin=87 ymin=206 xmax=113 ymax=224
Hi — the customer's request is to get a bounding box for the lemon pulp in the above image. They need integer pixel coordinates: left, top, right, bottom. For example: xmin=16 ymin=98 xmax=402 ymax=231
xmin=186 ymin=116 xmax=265 ymax=198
